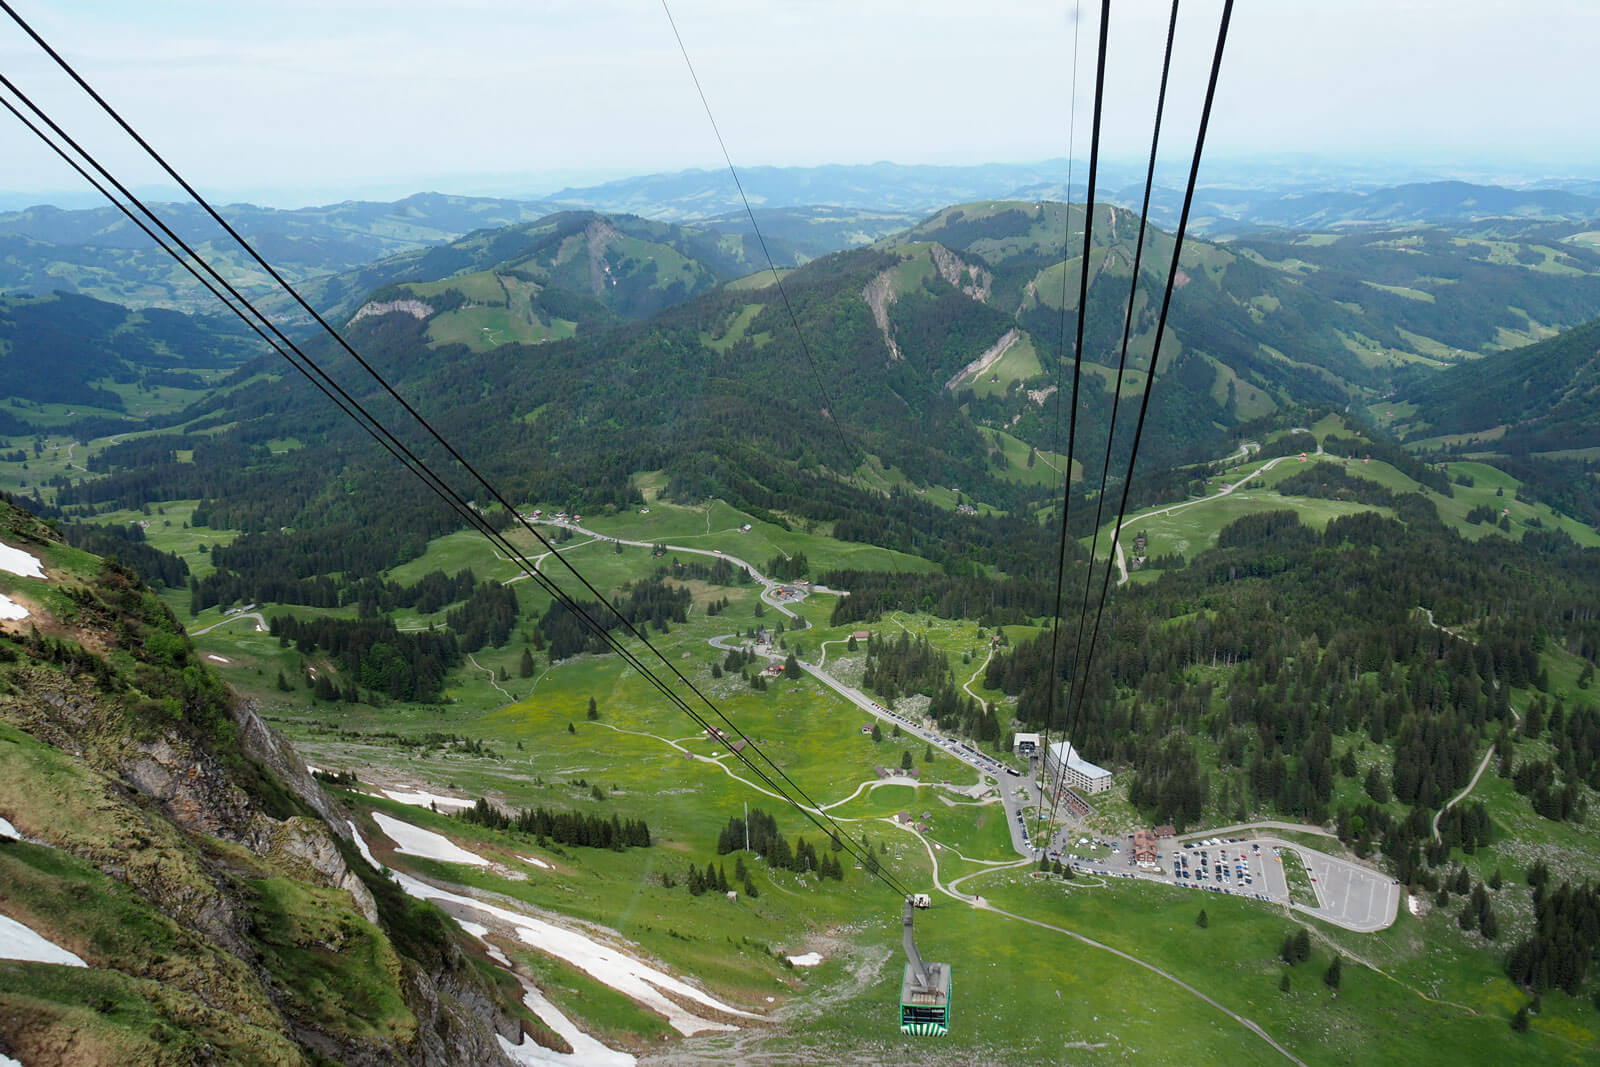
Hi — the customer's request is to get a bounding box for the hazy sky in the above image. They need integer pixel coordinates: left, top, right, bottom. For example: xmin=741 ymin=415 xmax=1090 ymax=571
xmin=0 ymin=1 xmax=1594 ymax=205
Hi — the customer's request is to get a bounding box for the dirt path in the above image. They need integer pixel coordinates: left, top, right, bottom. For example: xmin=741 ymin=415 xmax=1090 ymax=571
xmin=962 ymin=648 xmax=993 ymax=703
xmin=1416 ymin=606 xmax=1516 ymax=843
xmin=895 ymin=822 xmax=1305 ymax=1064
xmin=466 ymin=652 xmax=514 ymax=702
xmin=975 ymin=899 xmax=1308 ymax=1065
xmin=1432 ymin=745 xmax=1496 ymax=843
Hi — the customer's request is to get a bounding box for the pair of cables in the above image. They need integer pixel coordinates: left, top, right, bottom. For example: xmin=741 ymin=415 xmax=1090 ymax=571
xmin=0 ymin=0 xmax=917 ymax=899
xmin=1038 ymin=0 xmax=1236 ymax=840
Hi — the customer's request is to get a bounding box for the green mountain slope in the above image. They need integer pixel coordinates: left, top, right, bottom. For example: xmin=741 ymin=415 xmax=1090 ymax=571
xmin=0 ymin=499 xmax=546 ymax=1065
xmin=308 ymin=210 xmax=810 ymax=348
xmin=19 ymin=198 xmax=1600 ymax=615
xmin=1401 ymin=315 xmax=1600 ymax=452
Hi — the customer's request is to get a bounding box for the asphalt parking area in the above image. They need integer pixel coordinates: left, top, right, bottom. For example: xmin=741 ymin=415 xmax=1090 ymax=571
xmin=1295 ymin=850 xmax=1399 ymax=932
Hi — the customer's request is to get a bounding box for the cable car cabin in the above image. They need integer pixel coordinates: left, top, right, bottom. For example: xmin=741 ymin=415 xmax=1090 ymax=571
xmin=899 ymin=960 xmax=952 ymax=1036
xmin=899 ymin=896 xmax=951 ymax=1036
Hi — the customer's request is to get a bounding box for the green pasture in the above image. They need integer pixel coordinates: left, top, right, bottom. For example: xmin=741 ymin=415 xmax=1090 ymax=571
xmin=956 ymin=330 xmax=1044 ymax=397
xmin=1112 ymin=490 xmax=1391 ymax=566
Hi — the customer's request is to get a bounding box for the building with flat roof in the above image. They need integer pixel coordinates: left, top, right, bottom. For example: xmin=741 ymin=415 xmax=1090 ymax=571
xmin=1044 ymin=740 xmax=1113 ymax=795
xmin=1013 ymin=732 xmax=1041 ymax=757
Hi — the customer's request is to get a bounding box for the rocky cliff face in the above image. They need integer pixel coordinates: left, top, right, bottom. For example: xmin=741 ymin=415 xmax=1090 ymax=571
xmin=0 ymin=502 xmax=527 ymax=1066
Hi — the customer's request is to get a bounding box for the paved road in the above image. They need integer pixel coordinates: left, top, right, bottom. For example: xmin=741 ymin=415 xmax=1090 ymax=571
xmin=707 ymin=633 xmax=1035 ymax=857
xmin=532 ymin=517 xmax=809 ymax=623
xmin=535 ymin=516 xmax=1040 ymax=851
xmin=1114 ymin=450 xmax=1295 ymax=585
xmin=535 ymin=514 xmax=1399 ymax=927
xmin=190 ymin=611 xmax=267 ymax=636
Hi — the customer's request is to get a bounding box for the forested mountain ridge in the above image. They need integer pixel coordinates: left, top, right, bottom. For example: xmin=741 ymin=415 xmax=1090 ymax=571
xmin=12 ymin=197 xmax=1600 ymax=625
xmin=0 ymin=289 xmax=255 ymax=414
xmin=0 ymin=499 xmax=541 ymax=1064
xmin=1400 ymin=315 xmax=1600 ymax=452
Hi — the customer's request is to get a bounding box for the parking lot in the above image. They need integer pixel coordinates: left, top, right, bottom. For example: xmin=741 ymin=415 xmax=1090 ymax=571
xmin=1054 ymin=832 xmax=1399 ymax=931
xmin=1294 ymin=849 xmax=1401 ymax=932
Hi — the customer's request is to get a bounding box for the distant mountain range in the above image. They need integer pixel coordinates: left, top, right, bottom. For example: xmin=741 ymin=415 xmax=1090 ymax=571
xmin=0 ymin=193 xmax=560 ymax=312
xmin=6 ymin=160 xmax=1600 ymax=314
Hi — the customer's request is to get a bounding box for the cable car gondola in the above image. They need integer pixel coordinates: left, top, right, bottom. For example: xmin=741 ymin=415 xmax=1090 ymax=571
xmin=899 ymin=894 xmax=951 ymax=1036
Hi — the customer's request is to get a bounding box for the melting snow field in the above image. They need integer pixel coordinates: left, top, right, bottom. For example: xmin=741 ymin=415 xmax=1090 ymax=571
xmin=786 ymin=952 xmax=823 ymax=967
xmin=372 ymin=812 xmax=489 ymax=867
xmin=0 ymin=913 xmax=86 ymax=967
xmin=0 ymin=594 xmax=27 ymax=621
xmin=391 ymin=872 xmax=754 ymax=1035
xmin=521 ymin=855 xmax=553 ymax=870
xmin=498 ymin=986 xmax=636 ymax=1067
xmin=1 ymin=1052 xmax=23 ymax=1067
xmin=0 ymin=816 xmax=19 ymax=839
xmin=349 ymin=820 xmax=757 ymax=1060
xmin=0 ymin=541 xmax=45 ymax=580
xmin=382 ymin=788 xmax=477 ymax=811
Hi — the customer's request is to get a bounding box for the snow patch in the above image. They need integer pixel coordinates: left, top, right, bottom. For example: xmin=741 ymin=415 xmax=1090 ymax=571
xmin=381 ymin=788 xmax=477 ymax=812
xmin=206 ymin=653 xmax=231 ymax=664
xmin=457 ymin=920 xmax=513 ymax=966
xmin=0 ymin=817 xmax=17 ymax=839
xmin=0 ymin=1053 xmax=24 ymax=1067
xmin=349 ymin=819 xmax=379 ymax=868
xmin=499 ymin=986 xmax=636 ymax=1066
xmin=521 ymin=855 xmax=553 ymax=870
xmin=786 ymin=952 xmax=823 ymax=967
xmin=0 ymin=541 xmax=45 ymax=580
xmin=1406 ymin=894 xmax=1421 ymax=917
xmin=0 ymin=913 xmax=86 ymax=967
xmin=0 ymin=594 xmax=27 ymax=621
xmin=372 ymin=811 xmax=488 ymax=867
xmin=383 ymin=866 xmax=753 ymax=1033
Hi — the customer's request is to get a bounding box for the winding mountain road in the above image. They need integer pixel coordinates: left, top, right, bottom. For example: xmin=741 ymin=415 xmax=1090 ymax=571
xmin=190 ymin=611 xmax=267 ymax=636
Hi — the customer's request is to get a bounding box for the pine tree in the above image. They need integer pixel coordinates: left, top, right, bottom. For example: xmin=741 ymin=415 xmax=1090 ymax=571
xmin=1324 ymin=955 xmax=1342 ymax=989
xmin=1197 ymin=909 xmax=1209 ymax=929
xmin=519 ymin=647 xmax=534 ymax=678
xmin=587 ymin=696 xmax=598 ymax=720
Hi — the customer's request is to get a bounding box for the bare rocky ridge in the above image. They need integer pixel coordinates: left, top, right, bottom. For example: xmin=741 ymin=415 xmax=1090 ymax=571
xmin=0 ymin=513 xmax=525 ymax=1066
xmin=861 ymin=269 xmax=903 ymax=360
xmin=586 ymin=217 xmax=621 ymax=295
xmin=349 ymin=298 xmax=434 ymax=324
xmin=945 ymin=327 xmax=1021 ymax=391
xmin=928 ymin=241 xmax=991 ymax=302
